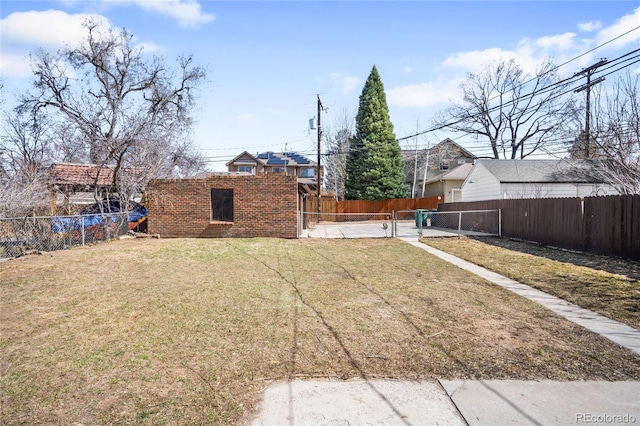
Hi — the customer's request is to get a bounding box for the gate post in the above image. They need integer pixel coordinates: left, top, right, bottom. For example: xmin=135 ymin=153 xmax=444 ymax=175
xmin=392 ymin=210 xmax=396 ymax=238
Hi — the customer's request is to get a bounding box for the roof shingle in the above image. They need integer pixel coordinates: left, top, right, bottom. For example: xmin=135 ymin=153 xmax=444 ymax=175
xmin=49 ymin=163 xmax=115 ymax=187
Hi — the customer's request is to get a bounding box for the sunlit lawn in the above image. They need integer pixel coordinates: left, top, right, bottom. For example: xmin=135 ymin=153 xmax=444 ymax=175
xmin=1 ymin=237 xmax=639 ymax=425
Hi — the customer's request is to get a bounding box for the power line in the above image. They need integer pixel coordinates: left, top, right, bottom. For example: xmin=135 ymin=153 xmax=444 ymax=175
xmin=396 ymin=25 xmax=640 ymax=142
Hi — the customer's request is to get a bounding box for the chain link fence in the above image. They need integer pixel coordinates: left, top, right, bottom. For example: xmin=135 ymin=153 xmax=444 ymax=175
xmin=0 ymin=213 xmax=130 ymax=258
xmin=301 ymin=209 xmax=501 ymax=239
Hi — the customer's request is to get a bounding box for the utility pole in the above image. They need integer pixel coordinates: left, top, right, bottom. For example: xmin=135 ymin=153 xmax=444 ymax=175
xmin=574 ymin=59 xmax=607 ymax=158
xmin=316 ymin=95 xmax=327 ymax=222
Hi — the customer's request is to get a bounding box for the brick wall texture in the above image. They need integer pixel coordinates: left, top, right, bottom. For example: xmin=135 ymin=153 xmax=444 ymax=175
xmin=147 ymin=174 xmax=299 ymax=238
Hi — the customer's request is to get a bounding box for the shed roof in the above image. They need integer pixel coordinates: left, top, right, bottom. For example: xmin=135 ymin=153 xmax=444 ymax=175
xmin=48 ymin=163 xmax=115 ymax=187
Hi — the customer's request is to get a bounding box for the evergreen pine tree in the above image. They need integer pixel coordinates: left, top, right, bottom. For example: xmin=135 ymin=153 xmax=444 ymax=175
xmin=345 ymin=66 xmax=407 ymax=200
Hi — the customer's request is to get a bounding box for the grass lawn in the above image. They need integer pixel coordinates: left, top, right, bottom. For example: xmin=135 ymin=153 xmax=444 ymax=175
xmin=422 ymin=236 xmax=640 ymax=330
xmin=1 ymin=237 xmax=639 ymax=425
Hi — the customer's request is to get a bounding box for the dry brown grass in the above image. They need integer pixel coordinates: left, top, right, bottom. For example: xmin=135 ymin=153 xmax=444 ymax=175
xmin=1 ymin=237 xmax=639 ymax=425
xmin=422 ymin=236 xmax=640 ymax=329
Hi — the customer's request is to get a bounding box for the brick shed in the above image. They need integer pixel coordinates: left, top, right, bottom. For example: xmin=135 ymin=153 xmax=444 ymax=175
xmin=147 ymin=174 xmax=299 ymax=238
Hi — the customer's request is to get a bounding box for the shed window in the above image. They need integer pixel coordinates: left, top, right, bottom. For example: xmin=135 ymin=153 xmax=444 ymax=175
xmin=211 ymin=189 xmax=234 ymax=222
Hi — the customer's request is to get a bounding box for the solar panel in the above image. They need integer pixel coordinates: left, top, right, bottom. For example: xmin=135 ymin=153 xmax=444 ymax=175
xmin=267 ymin=157 xmax=289 ymax=165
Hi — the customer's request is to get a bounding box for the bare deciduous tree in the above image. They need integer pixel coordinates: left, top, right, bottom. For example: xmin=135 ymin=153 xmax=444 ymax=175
xmin=436 ymin=58 xmax=573 ymax=159
xmin=18 ymin=19 xmax=208 ymax=208
xmin=0 ymin=108 xmax=52 ymax=216
xmin=323 ymin=108 xmax=354 ymax=200
xmin=577 ymin=72 xmax=640 ymax=194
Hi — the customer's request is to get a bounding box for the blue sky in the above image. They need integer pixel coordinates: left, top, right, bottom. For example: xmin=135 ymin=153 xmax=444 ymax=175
xmin=2 ymin=1 xmax=639 ymax=170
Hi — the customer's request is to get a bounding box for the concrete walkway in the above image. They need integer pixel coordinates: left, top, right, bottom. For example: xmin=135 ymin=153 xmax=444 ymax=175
xmin=400 ymin=237 xmax=640 ymax=355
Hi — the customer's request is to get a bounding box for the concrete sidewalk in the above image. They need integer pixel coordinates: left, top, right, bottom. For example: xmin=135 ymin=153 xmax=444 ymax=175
xmin=250 ymin=379 xmax=639 ymax=425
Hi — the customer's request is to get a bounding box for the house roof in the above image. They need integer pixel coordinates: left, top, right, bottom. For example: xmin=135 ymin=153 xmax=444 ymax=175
xmin=424 ymin=163 xmax=473 ymax=184
xmin=225 ymin=151 xmax=259 ymax=167
xmin=227 ymin=151 xmax=317 ymax=167
xmin=475 ymin=159 xmax=604 ymax=183
xmin=402 ymin=138 xmax=477 ymax=162
xmin=256 ymin=151 xmax=316 ymax=166
xmin=48 ymin=163 xmax=115 ymax=187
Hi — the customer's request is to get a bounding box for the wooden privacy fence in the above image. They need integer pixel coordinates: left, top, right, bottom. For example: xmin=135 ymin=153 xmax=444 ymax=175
xmin=439 ymin=195 xmax=640 ymax=260
xmin=304 ymin=196 xmax=442 ymax=221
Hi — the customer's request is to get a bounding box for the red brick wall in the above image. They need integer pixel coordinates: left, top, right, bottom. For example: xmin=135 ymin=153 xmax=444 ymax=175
xmin=147 ymin=174 xmax=299 ymax=238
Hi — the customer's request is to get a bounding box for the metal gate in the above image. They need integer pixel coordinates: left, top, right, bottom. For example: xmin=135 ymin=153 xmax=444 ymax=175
xmin=300 ymin=210 xmax=502 ymax=239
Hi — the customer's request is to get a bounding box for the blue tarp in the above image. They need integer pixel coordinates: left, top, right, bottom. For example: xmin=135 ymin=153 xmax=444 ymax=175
xmin=51 ymin=214 xmax=119 ymax=233
xmin=51 ymin=201 xmax=148 ymax=234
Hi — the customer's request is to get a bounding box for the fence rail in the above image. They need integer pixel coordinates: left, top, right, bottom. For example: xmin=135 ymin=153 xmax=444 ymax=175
xmin=0 ymin=213 xmax=130 ymax=258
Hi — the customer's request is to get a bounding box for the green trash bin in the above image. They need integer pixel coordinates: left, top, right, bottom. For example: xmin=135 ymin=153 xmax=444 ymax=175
xmin=415 ymin=209 xmax=427 ymax=227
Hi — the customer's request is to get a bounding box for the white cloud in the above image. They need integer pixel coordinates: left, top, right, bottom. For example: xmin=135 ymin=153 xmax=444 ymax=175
xmin=136 ymin=41 xmax=163 ymax=53
xmin=594 ymin=6 xmax=640 ymax=50
xmin=387 ymin=79 xmax=462 ymax=108
xmin=129 ymin=0 xmax=215 ymax=28
xmin=0 ymin=53 xmax=33 ymax=78
xmin=342 ymin=76 xmax=360 ymax=94
xmin=330 ymin=72 xmax=361 ymax=94
xmin=442 ymin=47 xmax=539 ymax=75
xmin=578 ymin=21 xmax=602 ymax=32
xmin=1 ymin=10 xmax=109 ymax=48
xmin=0 ymin=10 xmax=111 ymax=78
xmin=403 ymin=65 xmax=412 ymax=74
xmin=535 ymin=32 xmax=577 ymax=51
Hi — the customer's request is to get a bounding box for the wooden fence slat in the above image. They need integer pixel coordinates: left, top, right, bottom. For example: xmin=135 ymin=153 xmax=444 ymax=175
xmin=441 ymin=195 xmax=638 ymax=260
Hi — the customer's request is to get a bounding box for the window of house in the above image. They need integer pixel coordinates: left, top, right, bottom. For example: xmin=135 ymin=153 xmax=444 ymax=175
xmin=211 ymin=189 xmax=234 ymax=222
xmin=271 ymin=167 xmax=285 ymax=173
xmin=300 ymin=167 xmax=315 ymax=178
xmin=238 ymin=166 xmax=253 ymax=174
xmin=457 ymin=159 xmax=467 ymax=165
xmin=439 ymin=161 xmax=450 ymax=170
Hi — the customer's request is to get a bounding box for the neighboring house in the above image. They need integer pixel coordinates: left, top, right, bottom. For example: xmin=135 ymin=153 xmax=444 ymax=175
xmin=421 ymin=163 xmax=473 ymax=203
xmin=403 ymin=138 xmax=476 ymax=197
xmin=226 ymin=151 xmax=321 ymax=217
xmin=147 ymin=173 xmax=298 ymax=238
xmin=460 ymin=159 xmax=618 ymax=202
xmin=226 ymin=151 xmax=319 ymax=184
xmin=48 ymin=163 xmax=116 ymax=214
